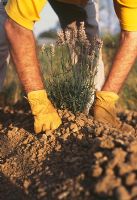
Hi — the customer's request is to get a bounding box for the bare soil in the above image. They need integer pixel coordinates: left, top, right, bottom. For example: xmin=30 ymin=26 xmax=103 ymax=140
xmin=0 ymin=101 xmax=137 ymax=200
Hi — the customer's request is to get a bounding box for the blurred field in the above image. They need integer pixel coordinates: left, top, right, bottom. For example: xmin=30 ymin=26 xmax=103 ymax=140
xmin=2 ymin=34 xmax=137 ymax=111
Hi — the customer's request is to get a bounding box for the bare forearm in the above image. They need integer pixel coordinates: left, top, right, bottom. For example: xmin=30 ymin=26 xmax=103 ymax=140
xmin=102 ymin=31 xmax=137 ymax=93
xmin=5 ymin=18 xmax=44 ymax=93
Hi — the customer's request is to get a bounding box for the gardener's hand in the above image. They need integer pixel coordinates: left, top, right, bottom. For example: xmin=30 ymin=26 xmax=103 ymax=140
xmin=93 ymin=91 xmax=119 ymax=127
xmin=93 ymin=91 xmax=134 ymax=133
xmin=28 ymin=90 xmax=62 ymax=133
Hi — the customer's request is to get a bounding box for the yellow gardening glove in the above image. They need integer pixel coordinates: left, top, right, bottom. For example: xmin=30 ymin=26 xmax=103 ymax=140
xmin=93 ymin=91 xmax=134 ymax=133
xmin=28 ymin=90 xmax=62 ymax=133
xmin=93 ymin=91 xmax=119 ymax=127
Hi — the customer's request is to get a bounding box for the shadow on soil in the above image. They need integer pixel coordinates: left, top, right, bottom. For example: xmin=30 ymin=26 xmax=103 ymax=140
xmin=0 ymin=172 xmax=31 ymax=200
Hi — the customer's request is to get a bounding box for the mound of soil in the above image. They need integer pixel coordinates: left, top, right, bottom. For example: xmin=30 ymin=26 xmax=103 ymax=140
xmin=0 ymin=102 xmax=137 ymax=200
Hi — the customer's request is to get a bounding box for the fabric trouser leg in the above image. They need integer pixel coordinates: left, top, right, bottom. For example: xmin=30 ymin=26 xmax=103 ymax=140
xmin=84 ymin=0 xmax=105 ymax=91
xmin=0 ymin=2 xmax=9 ymax=92
xmin=48 ymin=0 xmax=87 ymax=29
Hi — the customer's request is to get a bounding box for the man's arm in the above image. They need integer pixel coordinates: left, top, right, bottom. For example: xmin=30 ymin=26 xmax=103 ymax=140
xmin=102 ymin=31 xmax=137 ymax=93
xmin=93 ymin=30 xmax=137 ymax=132
xmin=4 ymin=0 xmax=62 ymax=132
xmin=5 ymin=18 xmax=44 ymax=93
xmin=102 ymin=0 xmax=137 ymax=92
xmin=93 ymin=0 xmax=137 ymax=131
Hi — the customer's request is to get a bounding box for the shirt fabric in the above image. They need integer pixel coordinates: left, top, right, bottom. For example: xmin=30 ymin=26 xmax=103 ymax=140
xmin=5 ymin=0 xmax=137 ymax=31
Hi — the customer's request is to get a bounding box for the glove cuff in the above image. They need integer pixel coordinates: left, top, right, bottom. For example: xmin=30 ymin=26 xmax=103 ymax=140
xmin=96 ymin=91 xmax=119 ymax=101
xmin=27 ymin=90 xmax=48 ymax=104
xmin=27 ymin=90 xmax=56 ymax=116
xmin=27 ymin=90 xmax=49 ymax=112
xmin=95 ymin=91 xmax=119 ymax=108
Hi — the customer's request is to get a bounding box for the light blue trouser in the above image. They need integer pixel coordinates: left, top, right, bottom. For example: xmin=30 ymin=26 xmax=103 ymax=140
xmin=0 ymin=1 xmax=9 ymax=91
xmin=84 ymin=0 xmax=105 ymax=111
xmin=84 ymin=0 xmax=105 ymax=91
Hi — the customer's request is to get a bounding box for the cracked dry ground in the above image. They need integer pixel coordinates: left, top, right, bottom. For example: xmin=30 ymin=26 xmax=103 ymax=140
xmin=0 ymin=102 xmax=137 ymax=200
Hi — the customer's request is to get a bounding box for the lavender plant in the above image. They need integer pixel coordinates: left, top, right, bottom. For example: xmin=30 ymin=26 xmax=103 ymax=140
xmin=41 ymin=22 xmax=102 ymax=114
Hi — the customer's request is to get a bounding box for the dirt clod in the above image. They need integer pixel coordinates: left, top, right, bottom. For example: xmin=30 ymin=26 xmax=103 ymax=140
xmin=116 ymin=186 xmax=131 ymax=200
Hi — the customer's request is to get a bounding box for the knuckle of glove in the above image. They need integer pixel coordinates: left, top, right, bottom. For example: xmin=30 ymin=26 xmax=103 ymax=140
xmin=34 ymin=112 xmax=61 ymax=133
